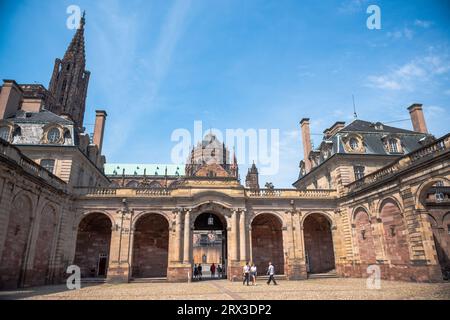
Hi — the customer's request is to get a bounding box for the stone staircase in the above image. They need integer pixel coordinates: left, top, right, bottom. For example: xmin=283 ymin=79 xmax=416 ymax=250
xmin=129 ymin=277 xmax=167 ymax=283
xmin=81 ymin=277 xmax=107 ymax=284
xmin=307 ymin=270 xmax=338 ymax=279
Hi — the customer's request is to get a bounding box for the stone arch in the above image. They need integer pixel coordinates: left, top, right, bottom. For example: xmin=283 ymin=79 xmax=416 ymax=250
xmin=416 ymin=177 xmax=450 ymax=275
xmin=376 ymin=196 xmax=404 ymax=218
xmin=353 ymin=207 xmax=376 ymax=264
xmin=30 ymin=203 xmax=59 ymax=286
xmin=379 ymin=198 xmax=409 ymax=265
xmin=131 ymin=211 xmax=171 ymax=231
xmin=131 ymin=212 xmax=170 ymax=278
xmin=75 ymin=210 xmax=115 ymax=229
xmin=443 ymin=211 xmax=450 ymax=225
xmin=427 ymin=214 xmax=438 ymax=228
xmin=302 ymin=212 xmax=336 ymax=274
xmin=0 ymin=193 xmax=34 ymax=289
xmin=251 ymin=213 xmax=285 ymax=275
xmin=73 ymin=212 xmax=113 ymax=278
xmin=301 ymin=211 xmax=335 ymax=229
xmin=250 ymin=211 xmax=286 ymax=229
xmin=192 ymin=210 xmax=228 ymax=273
xmin=415 ymin=177 xmax=450 ymax=210
xmin=351 ymin=206 xmax=371 ymax=223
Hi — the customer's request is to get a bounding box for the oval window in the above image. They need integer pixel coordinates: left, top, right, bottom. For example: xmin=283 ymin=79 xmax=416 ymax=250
xmin=47 ymin=128 xmax=61 ymax=143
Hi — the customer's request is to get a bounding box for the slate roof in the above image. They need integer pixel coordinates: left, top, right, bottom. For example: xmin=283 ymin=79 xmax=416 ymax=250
xmin=340 ymin=119 xmax=419 ymax=135
xmin=7 ymin=110 xmax=73 ymax=125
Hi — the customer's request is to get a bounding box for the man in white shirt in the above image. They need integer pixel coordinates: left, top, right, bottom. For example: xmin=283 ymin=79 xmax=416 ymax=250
xmin=267 ymin=262 xmax=278 ymax=285
xmin=242 ymin=262 xmax=250 ymax=286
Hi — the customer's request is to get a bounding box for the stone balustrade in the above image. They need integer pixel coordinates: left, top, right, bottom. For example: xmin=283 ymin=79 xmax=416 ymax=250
xmin=75 ymin=185 xmax=336 ymax=199
xmin=245 ymin=188 xmax=337 ymax=198
xmin=348 ymin=133 xmax=450 ymax=192
xmin=0 ymin=138 xmax=67 ymax=191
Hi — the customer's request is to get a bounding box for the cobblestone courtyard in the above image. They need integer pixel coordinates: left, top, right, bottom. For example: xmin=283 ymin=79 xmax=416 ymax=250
xmin=1 ymin=278 xmax=449 ymax=300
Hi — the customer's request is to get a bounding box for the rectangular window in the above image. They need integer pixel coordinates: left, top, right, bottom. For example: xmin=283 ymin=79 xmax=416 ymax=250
xmin=40 ymin=159 xmax=55 ymax=173
xmin=354 ymin=166 xmax=365 ymax=180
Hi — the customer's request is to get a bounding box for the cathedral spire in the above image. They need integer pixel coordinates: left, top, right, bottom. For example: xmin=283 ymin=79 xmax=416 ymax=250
xmin=49 ymin=11 xmax=90 ymax=130
xmin=63 ymin=11 xmax=86 ymax=63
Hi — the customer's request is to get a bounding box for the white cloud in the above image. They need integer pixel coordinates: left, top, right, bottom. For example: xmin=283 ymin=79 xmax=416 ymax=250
xmin=338 ymin=0 xmax=369 ymax=14
xmin=426 ymin=105 xmax=445 ymax=114
xmin=387 ymin=27 xmax=414 ymax=40
xmin=414 ymin=19 xmax=433 ymax=28
xmin=366 ymin=54 xmax=450 ymax=91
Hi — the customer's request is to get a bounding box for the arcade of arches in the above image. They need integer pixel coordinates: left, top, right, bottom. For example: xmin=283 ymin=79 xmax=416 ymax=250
xmin=1 ymin=172 xmax=449 ymax=288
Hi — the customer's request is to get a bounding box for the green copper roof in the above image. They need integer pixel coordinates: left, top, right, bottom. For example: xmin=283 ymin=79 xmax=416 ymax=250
xmin=104 ymin=163 xmax=185 ymax=176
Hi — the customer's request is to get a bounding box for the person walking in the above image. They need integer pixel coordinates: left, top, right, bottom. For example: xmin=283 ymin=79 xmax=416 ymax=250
xmin=198 ymin=264 xmax=203 ymax=280
xmin=217 ymin=264 xmax=222 ymax=278
xmin=266 ymin=262 xmax=278 ymax=285
xmin=243 ymin=262 xmax=250 ymax=286
xmin=210 ymin=263 xmax=216 ymax=278
xmin=250 ymin=263 xmax=257 ymax=285
xmin=193 ymin=264 xmax=198 ymax=280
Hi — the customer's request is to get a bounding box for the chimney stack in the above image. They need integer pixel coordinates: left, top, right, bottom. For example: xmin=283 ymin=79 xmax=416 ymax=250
xmin=408 ymin=104 xmax=428 ymax=134
xmin=300 ymin=118 xmax=313 ymax=172
xmin=93 ymin=110 xmax=107 ymax=154
xmin=0 ymin=80 xmax=23 ymax=120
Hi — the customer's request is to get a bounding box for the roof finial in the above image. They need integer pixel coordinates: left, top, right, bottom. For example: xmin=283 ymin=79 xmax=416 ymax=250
xmin=352 ymin=94 xmax=358 ymax=119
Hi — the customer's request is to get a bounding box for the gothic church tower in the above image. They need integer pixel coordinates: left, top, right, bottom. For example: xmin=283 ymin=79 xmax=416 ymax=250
xmin=49 ymin=12 xmax=90 ymax=130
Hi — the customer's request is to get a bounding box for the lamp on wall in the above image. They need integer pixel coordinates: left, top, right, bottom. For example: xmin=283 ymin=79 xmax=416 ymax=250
xmin=390 ymin=225 xmax=396 ymax=237
xmin=361 ymin=226 xmax=366 ymax=240
xmin=208 ymin=214 xmax=214 ymax=226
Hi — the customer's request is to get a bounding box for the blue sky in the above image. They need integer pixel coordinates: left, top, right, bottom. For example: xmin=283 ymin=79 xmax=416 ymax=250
xmin=1 ymin=0 xmax=450 ymax=187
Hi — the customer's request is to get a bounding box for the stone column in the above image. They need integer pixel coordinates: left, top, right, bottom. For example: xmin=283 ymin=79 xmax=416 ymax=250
xmin=167 ymin=208 xmax=193 ymax=282
xmin=107 ymin=207 xmax=133 ymax=283
xmin=183 ymin=209 xmax=191 ymax=263
xmin=239 ymin=209 xmax=247 ymax=263
xmin=175 ymin=209 xmax=183 ymax=262
xmin=231 ymin=209 xmax=239 ymax=261
xmin=227 ymin=209 xmax=241 ymax=280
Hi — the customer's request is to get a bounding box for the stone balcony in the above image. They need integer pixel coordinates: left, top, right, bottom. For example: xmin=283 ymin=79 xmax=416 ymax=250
xmin=0 ymin=138 xmax=67 ymax=192
xmin=347 ymin=133 xmax=450 ymax=193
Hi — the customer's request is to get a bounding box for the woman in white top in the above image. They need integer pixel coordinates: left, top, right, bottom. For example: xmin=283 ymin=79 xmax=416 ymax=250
xmin=250 ymin=263 xmax=257 ymax=285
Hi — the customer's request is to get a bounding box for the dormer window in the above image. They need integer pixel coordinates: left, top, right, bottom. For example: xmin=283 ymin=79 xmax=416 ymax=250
xmin=0 ymin=126 xmax=11 ymax=141
xmin=382 ymin=135 xmax=403 ymax=154
xmin=388 ymin=138 xmax=399 ymax=153
xmin=350 ymin=138 xmax=359 ymax=150
xmin=47 ymin=128 xmax=61 ymax=143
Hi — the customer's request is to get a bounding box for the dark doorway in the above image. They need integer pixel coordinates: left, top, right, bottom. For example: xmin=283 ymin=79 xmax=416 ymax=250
xmin=74 ymin=213 xmax=112 ymax=278
xmin=98 ymin=254 xmax=108 ymax=277
xmin=193 ymin=213 xmax=227 ymax=279
xmin=132 ymin=214 xmax=169 ymax=278
xmin=251 ymin=214 xmax=285 ymax=275
xmin=303 ymin=213 xmax=335 ymax=274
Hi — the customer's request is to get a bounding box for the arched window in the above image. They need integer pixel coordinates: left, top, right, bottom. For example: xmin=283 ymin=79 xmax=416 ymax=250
xmin=388 ymin=138 xmax=399 ymax=153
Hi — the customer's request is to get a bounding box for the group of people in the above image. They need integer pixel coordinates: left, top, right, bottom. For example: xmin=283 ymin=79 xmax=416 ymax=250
xmin=193 ymin=263 xmax=225 ymax=280
xmin=242 ymin=261 xmax=278 ymax=286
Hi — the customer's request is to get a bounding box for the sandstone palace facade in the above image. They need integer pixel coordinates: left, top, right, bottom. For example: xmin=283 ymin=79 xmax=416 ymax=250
xmin=0 ymin=16 xmax=449 ymax=289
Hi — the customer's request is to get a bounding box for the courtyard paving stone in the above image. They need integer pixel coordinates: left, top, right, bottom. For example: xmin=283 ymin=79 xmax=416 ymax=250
xmin=0 ymin=278 xmax=449 ymax=300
